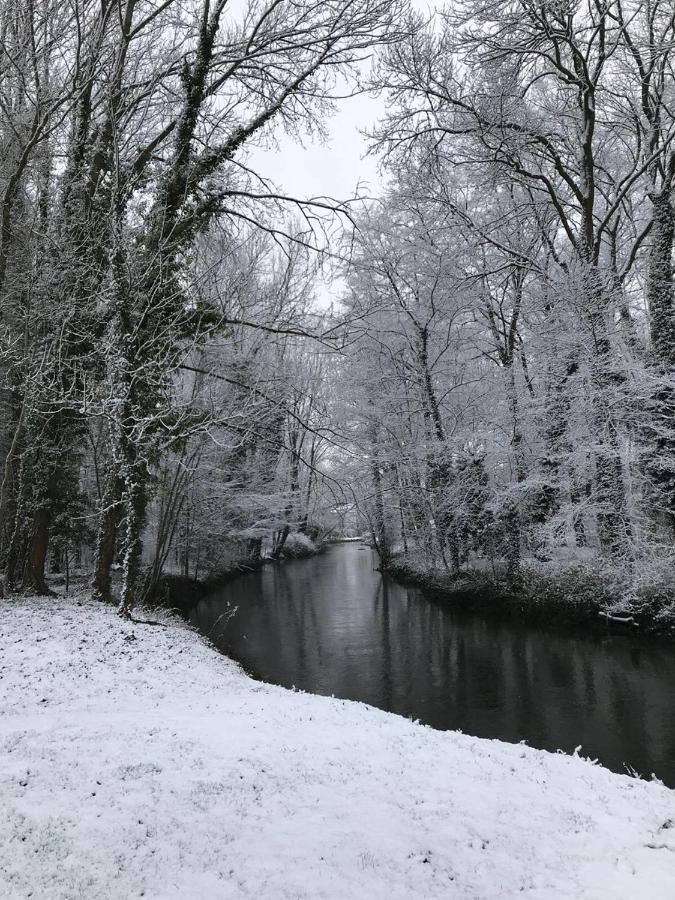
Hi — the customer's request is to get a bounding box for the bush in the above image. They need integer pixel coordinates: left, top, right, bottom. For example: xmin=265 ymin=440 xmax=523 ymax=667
xmin=630 ymin=571 xmax=675 ymax=629
xmin=282 ymin=532 xmax=318 ymax=559
xmin=385 ymin=553 xmax=675 ymax=635
xmin=517 ymin=563 xmax=620 ymax=624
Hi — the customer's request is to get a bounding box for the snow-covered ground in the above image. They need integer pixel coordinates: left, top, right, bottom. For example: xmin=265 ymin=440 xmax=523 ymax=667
xmin=1 ymin=596 xmax=674 ymax=900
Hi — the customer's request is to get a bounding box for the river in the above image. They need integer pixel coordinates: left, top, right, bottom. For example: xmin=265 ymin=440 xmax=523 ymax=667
xmin=189 ymin=543 xmax=675 ymax=786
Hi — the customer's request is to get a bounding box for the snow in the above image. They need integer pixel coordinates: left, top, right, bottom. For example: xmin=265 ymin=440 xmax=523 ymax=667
xmin=1 ymin=596 xmax=674 ymax=900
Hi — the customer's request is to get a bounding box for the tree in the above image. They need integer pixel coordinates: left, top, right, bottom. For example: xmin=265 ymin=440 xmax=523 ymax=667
xmin=0 ymin=0 xmax=404 ymax=609
xmin=370 ymin=0 xmax=675 ymax=563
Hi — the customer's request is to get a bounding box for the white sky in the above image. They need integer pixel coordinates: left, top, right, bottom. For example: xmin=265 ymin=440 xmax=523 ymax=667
xmin=248 ymin=89 xmax=387 ymax=309
xmin=249 ymin=90 xmax=385 ymax=203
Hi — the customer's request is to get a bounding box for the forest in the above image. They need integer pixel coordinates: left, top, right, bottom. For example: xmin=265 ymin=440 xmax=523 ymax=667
xmin=2 ymin=0 xmax=675 ymax=624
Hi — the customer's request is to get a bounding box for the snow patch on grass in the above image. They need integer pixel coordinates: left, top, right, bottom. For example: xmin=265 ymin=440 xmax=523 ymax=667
xmin=1 ymin=594 xmax=674 ymax=899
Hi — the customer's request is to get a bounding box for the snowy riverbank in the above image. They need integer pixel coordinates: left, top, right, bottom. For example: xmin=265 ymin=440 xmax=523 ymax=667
xmin=387 ymin=554 xmax=675 ymax=637
xmin=2 ymin=596 xmax=674 ymax=899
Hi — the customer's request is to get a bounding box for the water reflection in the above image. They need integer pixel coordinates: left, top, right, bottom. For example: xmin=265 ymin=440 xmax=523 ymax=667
xmin=190 ymin=545 xmax=675 ymax=785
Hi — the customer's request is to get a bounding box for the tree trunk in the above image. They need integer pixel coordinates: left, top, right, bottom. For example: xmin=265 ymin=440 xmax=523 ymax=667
xmin=504 ymin=359 xmax=522 ymax=581
xmin=6 ymin=452 xmax=56 ymax=595
xmin=536 ymin=353 xmax=578 ymax=531
xmin=0 ymin=393 xmax=25 ymax=560
xmin=647 ymin=191 xmax=675 ymax=366
xmin=246 ymin=537 xmax=262 ymax=564
xmin=370 ymin=424 xmax=391 ymax=569
xmin=643 ymin=189 xmax=675 ymax=535
xmin=273 ymin=525 xmax=291 ymax=560
xmin=23 ymin=507 xmax=51 ymax=595
xmin=418 ymin=327 xmax=459 ymax=571
xmin=593 ymin=413 xmax=629 ymax=556
xmin=583 ymin=262 xmax=630 ymax=557
xmin=273 ymin=445 xmax=301 ymax=560
xmin=92 ymin=476 xmax=123 ymax=603
xmin=589 ymin=364 xmax=630 ymax=557
xmin=118 ymin=475 xmax=147 ymax=618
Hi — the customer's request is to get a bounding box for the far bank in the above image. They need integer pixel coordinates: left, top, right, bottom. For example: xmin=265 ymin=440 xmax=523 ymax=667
xmin=384 ymin=553 xmax=675 ymax=640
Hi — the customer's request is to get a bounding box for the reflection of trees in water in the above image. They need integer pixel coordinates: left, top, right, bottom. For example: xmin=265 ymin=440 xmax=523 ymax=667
xmin=194 ymin=547 xmax=675 ymax=783
xmin=374 ymin=578 xmax=393 ymax=711
xmin=383 ymin=592 xmax=675 ymax=779
xmin=271 ymin=563 xmax=324 ymax=687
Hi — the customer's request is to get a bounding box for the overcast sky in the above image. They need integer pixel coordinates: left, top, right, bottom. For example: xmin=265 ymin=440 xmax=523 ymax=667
xmin=250 ymin=90 xmax=385 ymax=202
xmin=247 ymin=89 xmax=387 ymax=308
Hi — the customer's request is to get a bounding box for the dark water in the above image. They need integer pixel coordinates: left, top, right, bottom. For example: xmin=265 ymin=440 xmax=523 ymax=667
xmin=190 ymin=544 xmax=675 ymax=786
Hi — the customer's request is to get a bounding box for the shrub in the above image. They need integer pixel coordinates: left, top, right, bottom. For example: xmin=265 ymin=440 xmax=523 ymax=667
xmin=282 ymin=532 xmax=317 ymax=559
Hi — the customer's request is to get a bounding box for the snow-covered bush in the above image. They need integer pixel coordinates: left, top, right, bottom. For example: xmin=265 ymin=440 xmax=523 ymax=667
xmin=282 ymin=532 xmax=317 ymax=559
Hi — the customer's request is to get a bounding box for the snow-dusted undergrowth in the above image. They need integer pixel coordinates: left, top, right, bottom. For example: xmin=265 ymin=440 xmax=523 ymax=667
xmin=1 ymin=595 xmax=674 ymax=899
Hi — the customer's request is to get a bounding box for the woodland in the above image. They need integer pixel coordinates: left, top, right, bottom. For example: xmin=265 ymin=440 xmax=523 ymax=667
xmin=2 ymin=0 xmax=675 ymax=622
